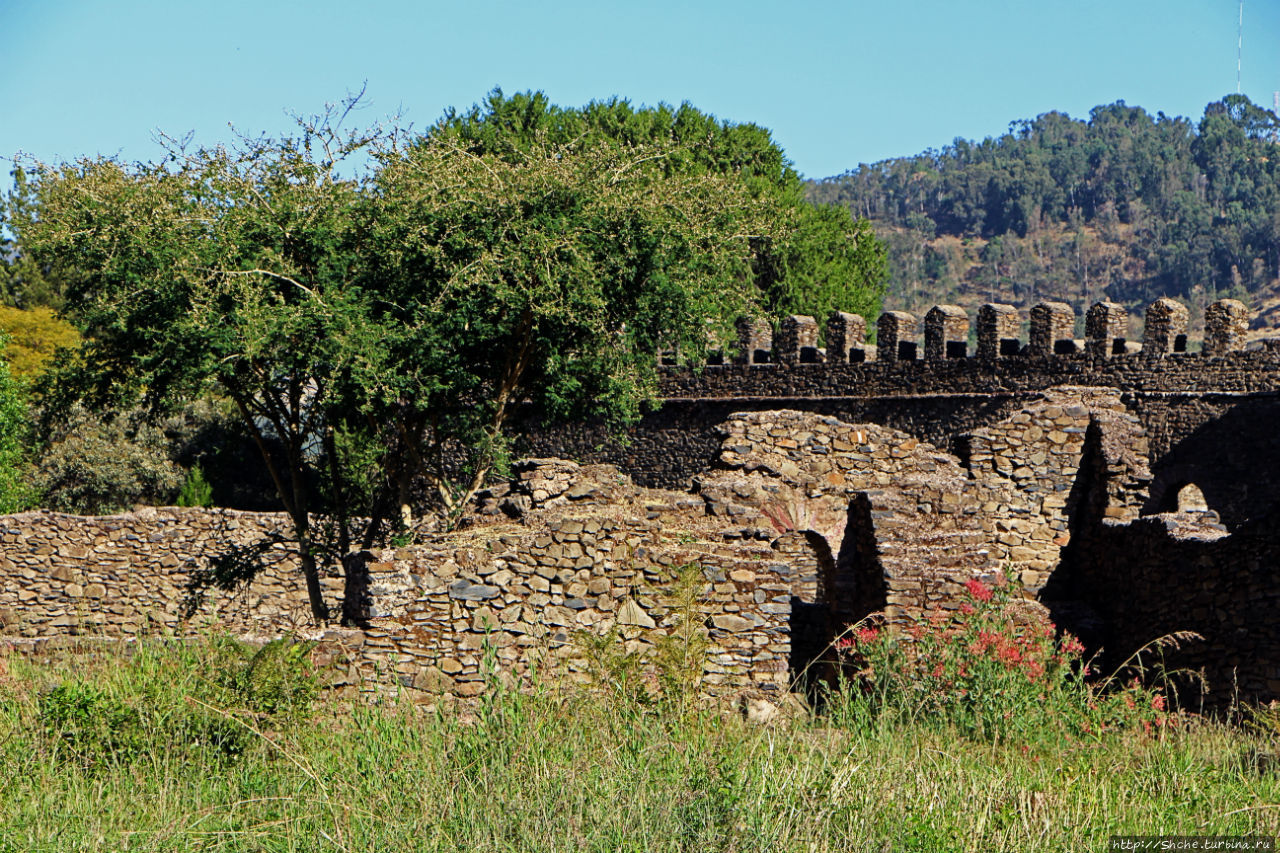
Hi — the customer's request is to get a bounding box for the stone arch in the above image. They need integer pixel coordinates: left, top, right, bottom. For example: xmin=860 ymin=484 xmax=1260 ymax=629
xmin=1151 ymin=479 xmax=1211 ymax=514
xmin=1151 ymin=481 xmax=1210 ymax=514
xmin=769 ymin=529 xmax=835 ymax=689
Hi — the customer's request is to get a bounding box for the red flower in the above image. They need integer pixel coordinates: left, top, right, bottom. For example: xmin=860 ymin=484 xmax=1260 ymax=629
xmin=974 ymin=630 xmax=1000 ymax=655
xmin=1060 ymin=633 xmax=1085 ymax=655
xmin=959 ymin=602 xmax=975 ymax=615
xmin=964 ymin=578 xmax=994 ymax=602
xmin=856 ymin=626 xmax=880 ymax=645
xmin=1152 ymin=694 xmax=1166 ymax=712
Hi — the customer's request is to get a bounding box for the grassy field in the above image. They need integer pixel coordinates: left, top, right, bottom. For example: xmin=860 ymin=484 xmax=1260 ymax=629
xmin=1 ymin=631 xmax=1278 ymax=853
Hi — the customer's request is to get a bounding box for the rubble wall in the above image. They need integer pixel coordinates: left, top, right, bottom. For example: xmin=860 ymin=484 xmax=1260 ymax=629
xmin=0 ymin=508 xmax=337 ymax=638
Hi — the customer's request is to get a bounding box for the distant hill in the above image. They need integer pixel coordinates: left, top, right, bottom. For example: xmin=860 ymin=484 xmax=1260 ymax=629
xmin=808 ymin=95 xmax=1280 ymax=338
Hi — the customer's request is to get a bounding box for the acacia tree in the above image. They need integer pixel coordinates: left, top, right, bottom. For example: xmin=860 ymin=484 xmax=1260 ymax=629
xmin=434 ymin=90 xmax=888 ymax=325
xmin=11 ymin=97 xmax=384 ymax=620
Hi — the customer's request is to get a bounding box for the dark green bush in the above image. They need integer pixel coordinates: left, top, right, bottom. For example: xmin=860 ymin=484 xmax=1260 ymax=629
xmin=205 ymin=635 xmax=321 ymax=722
xmin=37 ymin=683 xmax=147 ymax=768
xmin=37 ymin=680 xmax=247 ymax=772
xmin=32 ymin=635 xmax=320 ymax=773
xmin=34 ymin=405 xmax=181 ymax=514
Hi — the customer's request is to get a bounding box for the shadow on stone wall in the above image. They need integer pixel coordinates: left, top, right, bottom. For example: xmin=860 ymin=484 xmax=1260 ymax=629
xmin=1143 ymin=397 xmax=1280 ymax=531
xmin=1044 ymin=416 xmax=1280 ymax=710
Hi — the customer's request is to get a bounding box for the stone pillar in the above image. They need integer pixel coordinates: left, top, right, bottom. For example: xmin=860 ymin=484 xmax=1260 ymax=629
xmin=825 ymin=311 xmax=867 ymax=363
xmin=976 ymin=303 xmax=1020 ymax=360
xmin=1029 ymin=302 xmax=1075 ymax=356
xmin=776 ymin=315 xmax=822 ymax=365
xmin=1203 ymin=299 xmax=1249 ymax=356
xmin=1142 ymin=298 xmax=1190 ymax=356
xmin=924 ymin=305 xmax=970 ymax=360
xmin=1085 ymin=301 xmax=1128 ymax=357
xmin=733 ymin=317 xmax=773 ymax=365
xmin=877 ymin=311 xmax=919 ymax=362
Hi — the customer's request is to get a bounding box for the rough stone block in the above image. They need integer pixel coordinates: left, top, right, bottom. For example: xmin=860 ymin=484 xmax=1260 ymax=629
xmin=1085 ymin=301 xmax=1128 ymax=357
xmin=733 ymin=317 xmax=773 ymax=365
xmin=877 ymin=311 xmax=919 ymax=362
xmin=776 ymin=315 xmax=822 ymax=365
xmin=924 ymin=305 xmax=969 ymax=361
xmin=1204 ymin=299 xmax=1249 ymax=356
xmin=825 ymin=311 xmax=867 ymax=363
xmin=1029 ymin=302 xmax=1075 ymax=356
xmin=976 ymin=303 xmax=1019 ymax=360
xmin=1142 ymin=297 xmax=1189 ymax=356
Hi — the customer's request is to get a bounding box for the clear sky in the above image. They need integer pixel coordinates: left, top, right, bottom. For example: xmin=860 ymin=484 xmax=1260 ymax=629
xmin=2 ymin=0 xmax=1278 ymax=180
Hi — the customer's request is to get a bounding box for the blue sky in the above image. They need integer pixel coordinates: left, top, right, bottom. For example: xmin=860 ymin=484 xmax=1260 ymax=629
xmin=2 ymin=0 xmax=1278 ymax=179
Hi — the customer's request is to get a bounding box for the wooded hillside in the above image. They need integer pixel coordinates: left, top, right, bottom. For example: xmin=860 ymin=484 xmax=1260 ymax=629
xmin=809 ymin=95 xmax=1280 ymax=333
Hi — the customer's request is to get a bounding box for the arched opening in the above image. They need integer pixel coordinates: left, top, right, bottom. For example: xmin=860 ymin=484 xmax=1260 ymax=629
xmin=1152 ymin=480 xmax=1211 ymax=515
xmin=1175 ymin=483 xmax=1209 ymax=512
xmin=770 ymin=529 xmax=833 ymax=690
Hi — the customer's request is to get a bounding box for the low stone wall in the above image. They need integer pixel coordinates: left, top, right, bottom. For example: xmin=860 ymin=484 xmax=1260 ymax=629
xmin=0 ymin=508 xmax=346 ymax=638
xmin=340 ymin=514 xmax=797 ymax=698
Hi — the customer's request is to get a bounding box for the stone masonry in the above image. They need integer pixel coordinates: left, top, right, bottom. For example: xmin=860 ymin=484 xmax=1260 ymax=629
xmin=5 ymin=296 xmax=1280 ymax=708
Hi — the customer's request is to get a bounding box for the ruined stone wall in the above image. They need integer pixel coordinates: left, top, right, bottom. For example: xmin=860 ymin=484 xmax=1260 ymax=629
xmin=518 ymin=395 xmax=1037 ymax=489
xmin=1063 ymin=513 xmax=1280 ymax=708
xmin=0 ymin=508 xmax=340 ymax=638
xmin=521 ymin=299 xmax=1280 ymax=503
xmin=0 ymin=464 xmax=819 ymax=702
xmin=341 ymin=512 xmax=798 ymax=699
xmin=1121 ymin=394 xmax=1280 ymax=531
xmin=519 ymin=356 xmax=1280 ymax=492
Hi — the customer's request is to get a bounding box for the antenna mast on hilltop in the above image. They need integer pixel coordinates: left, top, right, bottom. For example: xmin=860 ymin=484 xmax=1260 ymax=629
xmin=1237 ymin=0 xmax=1243 ymax=94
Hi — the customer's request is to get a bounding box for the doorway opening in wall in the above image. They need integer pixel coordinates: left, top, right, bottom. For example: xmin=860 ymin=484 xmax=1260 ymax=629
xmin=1174 ymin=483 xmax=1209 ymax=513
xmin=1156 ymin=481 xmax=1210 ymax=514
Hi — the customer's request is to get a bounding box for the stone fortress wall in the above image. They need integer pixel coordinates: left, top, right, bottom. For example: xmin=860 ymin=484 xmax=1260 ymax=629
xmin=2 ymin=296 xmax=1278 ymax=708
xmin=521 ymin=297 xmax=1280 ymax=534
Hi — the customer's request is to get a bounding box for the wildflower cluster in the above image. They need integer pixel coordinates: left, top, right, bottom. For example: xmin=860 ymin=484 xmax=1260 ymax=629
xmin=829 ymin=577 xmax=1174 ymax=742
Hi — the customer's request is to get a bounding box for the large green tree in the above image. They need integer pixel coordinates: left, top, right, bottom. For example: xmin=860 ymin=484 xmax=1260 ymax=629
xmin=342 ymin=121 xmax=787 ymax=529
xmin=433 ymin=90 xmax=888 ymax=325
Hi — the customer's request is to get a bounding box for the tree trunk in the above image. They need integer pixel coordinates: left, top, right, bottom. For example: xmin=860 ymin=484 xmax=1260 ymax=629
xmin=396 ymin=468 xmax=414 ymax=530
xmin=297 ymin=534 xmax=330 ymax=623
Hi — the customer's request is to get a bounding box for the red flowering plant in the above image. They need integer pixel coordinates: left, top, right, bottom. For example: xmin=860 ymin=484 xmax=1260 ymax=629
xmin=827 ymin=575 xmax=1177 ymax=743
